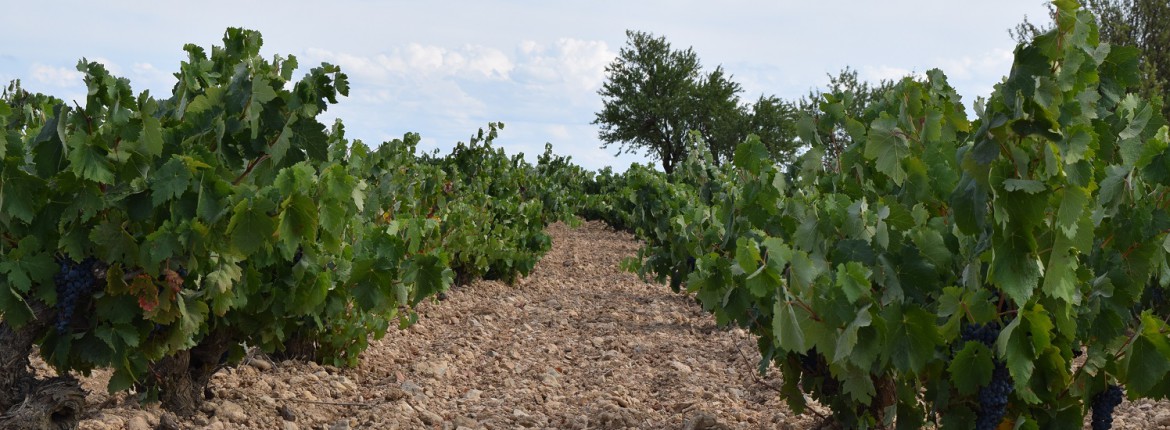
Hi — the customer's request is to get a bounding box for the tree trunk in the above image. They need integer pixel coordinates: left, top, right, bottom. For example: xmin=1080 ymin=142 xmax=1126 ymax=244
xmin=145 ymin=327 xmax=233 ymax=416
xmin=868 ymin=374 xmax=898 ymax=430
xmin=0 ymin=302 xmax=86 ymax=430
xmin=659 ymin=138 xmax=677 ymax=175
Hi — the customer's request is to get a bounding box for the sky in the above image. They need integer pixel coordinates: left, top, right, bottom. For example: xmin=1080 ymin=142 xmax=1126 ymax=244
xmin=0 ymin=1 xmax=1053 ymax=171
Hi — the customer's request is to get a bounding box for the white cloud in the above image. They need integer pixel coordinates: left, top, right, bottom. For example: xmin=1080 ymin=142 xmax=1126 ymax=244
xmin=466 ymin=46 xmax=512 ymax=79
xmin=130 ymin=62 xmax=175 ymax=91
xmin=418 ymin=136 xmax=441 ymax=150
xmin=30 ymin=63 xmax=83 ymax=88
xmin=514 ymin=38 xmax=614 ymax=92
xmin=305 ymin=44 xmax=512 ymax=81
xmin=860 ymin=65 xmax=923 ymax=83
xmin=547 ymin=124 xmax=570 ymax=140
xmin=935 ymin=48 xmax=1015 ymax=81
xmin=296 ymin=39 xmax=615 ymax=166
xmin=89 ymin=57 xmax=122 ymax=75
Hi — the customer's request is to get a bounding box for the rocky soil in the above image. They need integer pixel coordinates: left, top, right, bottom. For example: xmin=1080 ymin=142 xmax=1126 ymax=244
xmin=42 ymin=221 xmax=1170 ymax=429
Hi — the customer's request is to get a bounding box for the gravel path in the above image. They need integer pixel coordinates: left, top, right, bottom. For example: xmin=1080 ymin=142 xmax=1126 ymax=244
xmin=65 ymin=221 xmax=1170 ymax=429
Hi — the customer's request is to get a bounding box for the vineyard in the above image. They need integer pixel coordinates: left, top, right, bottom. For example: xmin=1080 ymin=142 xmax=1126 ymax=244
xmin=2 ymin=1 xmax=1170 ymax=429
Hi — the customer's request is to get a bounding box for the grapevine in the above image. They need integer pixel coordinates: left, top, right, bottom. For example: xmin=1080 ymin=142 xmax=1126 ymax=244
xmin=613 ymin=1 xmax=1170 ymax=428
xmin=0 ymin=27 xmax=564 ymax=421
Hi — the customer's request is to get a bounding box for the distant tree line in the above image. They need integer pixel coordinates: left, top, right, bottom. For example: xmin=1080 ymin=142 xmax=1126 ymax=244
xmin=595 ymin=1 xmax=1167 ymax=174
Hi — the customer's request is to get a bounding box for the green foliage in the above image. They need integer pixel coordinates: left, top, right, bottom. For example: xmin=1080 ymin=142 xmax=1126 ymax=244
xmin=618 ymin=2 xmax=1170 ymax=428
xmin=797 ymin=67 xmax=899 ymax=173
xmin=0 ymin=28 xmax=567 ymax=405
xmin=594 ymin=30 xmax=800 ymax=173
xmin=1013 ymin=0 xmax=1170 ymax=122
xmin=420 ymin=123 xmax=555 ymax=286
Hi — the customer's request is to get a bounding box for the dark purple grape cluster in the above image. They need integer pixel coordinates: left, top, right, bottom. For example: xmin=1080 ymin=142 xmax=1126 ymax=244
xmin=959 ymin=322 xmax=1012 ymax=430
xmin=975 ymin=363 xmax=1013 ymax=430
xmin=53 ymin=256 xmax=100 ymax=333
xmin=292 ymin=246 xmax=304 ymax=265
xmin=797 ymin=348 xmax=821 ymax=372
xmin=1090 ymin=384 xmax=1124 ymax=430
xmin=1149 ymin=284 xmax=1166 ymax=304
xmin=960 ymin=322 xmax=1000 ymax=348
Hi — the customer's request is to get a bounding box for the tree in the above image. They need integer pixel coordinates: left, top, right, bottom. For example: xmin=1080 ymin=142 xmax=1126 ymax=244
xmin=796 ymin=67 xmax=895 ymax=172
xmin=1012 ymin=0 xmax=1169 ymax=120
xmin=745 ymin=95 xmax=801 ymax=163
xmin=690 ymin=66 xmax=746 ymax=165
xmin=594 ymin=31 xmax=800 ymax=173
xmin=594 ymin=30 xmax=701 ymax=174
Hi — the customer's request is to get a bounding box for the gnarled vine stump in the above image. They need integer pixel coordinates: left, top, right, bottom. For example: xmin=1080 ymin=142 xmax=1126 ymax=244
xmin=143 ymin=328 xmax=233 ymax=416
xmin=0 ymin=302 xmax=86 ymax=430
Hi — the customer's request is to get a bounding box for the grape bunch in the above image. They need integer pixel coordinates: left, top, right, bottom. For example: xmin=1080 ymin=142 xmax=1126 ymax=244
xmin=292 ymin=246 xmax=304 ymax=265
xmin=53 ymin=256 xmax=101 ymax=333
xmin=960 ymin=322 xmax=1000 ymax=348
xmin=959 ymin=322 xmax=1013 ymax=430
xmin=797 ymin=348 xmax=822 ymax=373
xmin=1090 ymin=384 xmax=1124 ymax=430
xmin=1137 ymin=282 xmax=1168 ymax=316
xmin=975 ymin=363 xmax=1014 ymax=430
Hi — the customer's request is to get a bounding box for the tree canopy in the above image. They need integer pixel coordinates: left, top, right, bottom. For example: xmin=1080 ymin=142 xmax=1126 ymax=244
xmin=795 ymin=67 xmax=896 ymax=172
xmin=1013 ymin=0 xmax=1169 ymax=120
xmin=594 ymin=30 xmax=799 ymax=173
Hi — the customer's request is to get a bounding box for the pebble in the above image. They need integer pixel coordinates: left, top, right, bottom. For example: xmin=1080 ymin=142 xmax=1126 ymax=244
xmin=98 ymin=416 xmax=125 ymax=428
xmin=401 ymin=380 xmax=425 ymax=397
xmin=464 ymin=389 xmax=483 ymax=400
xmin=278 ymin=404 xmax=297 ymax=421
xmin=248 ymin=358 xmax=274 ymax=371
xmin=126 ymin=416 xmax=151 ymax=430
xmin=414 ymin=360 xmax=450 ymax=378
xmin=542 ymin=369 xmax=562 ymax=387
xmin=216 ymin=401 xmax=247 ymax=423
xmin=670 ymin=360 xmax=693 ymax=373
xmin=396 ymin=401 xmax=416 ymax=415
xmin=1156 ymin=412 xmax=1170 ymax=426
xmin=158 ymin=414 xmax=182 ymax=430
xmin=418 ymin=407 xmax=443 ymax=425
xmin=454 ymin=416 xmax=479 ymax=428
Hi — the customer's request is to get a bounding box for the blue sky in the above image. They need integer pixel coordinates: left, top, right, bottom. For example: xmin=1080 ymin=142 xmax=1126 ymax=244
xmin=0 ymin=1 xmax=1051 ymax=171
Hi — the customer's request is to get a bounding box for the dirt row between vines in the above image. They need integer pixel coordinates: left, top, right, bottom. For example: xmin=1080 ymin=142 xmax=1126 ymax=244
xmin=63 ymin=221 xmax=1170 ymax=429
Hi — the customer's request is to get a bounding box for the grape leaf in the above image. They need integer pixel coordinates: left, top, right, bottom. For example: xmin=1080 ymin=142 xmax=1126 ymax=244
xmin=864 ymin=115 xmax=910 ymax=185
xmin=276 ymin=193 xmax=319 ymax=258
xmin=226 ymin=200 xmax=276 ymax=257
xmin=1126 ymin=314 xmax=1170 ymax=397
xmin=835 ymin=262 xmax=871 ymax=304
xmin=151 ymin=157 xmax=192 ymax=207
xmin=67 ymin=134 xmax=115 ymax=184
xmin=886 ymin=304 xmax=941 ymax=373
xmin=949 ymin=342 xmax=994 ymax=395
xmin=0 ymin=167 xmax=47 ymax=223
